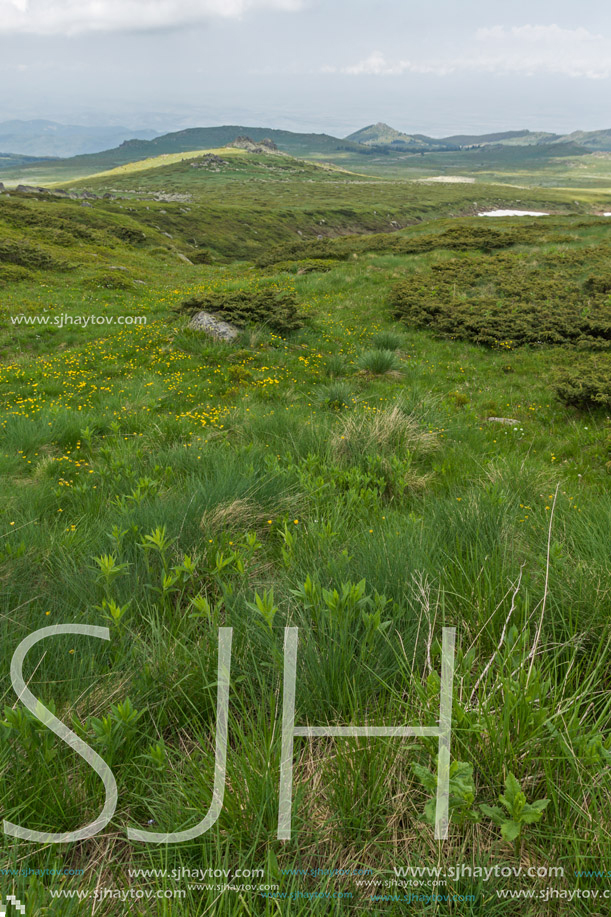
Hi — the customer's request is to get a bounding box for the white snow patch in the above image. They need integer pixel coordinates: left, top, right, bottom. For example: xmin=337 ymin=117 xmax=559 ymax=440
xmin=478 ymin=209 xmax=549 ymax=217
xmin=416 ymin=176 xmax=476 ymax=184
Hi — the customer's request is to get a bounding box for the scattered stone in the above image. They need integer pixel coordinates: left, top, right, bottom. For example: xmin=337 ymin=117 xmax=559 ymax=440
xmin=153 ymin=192 xmax=192 ymax=203
xmin=487 ymin=417 xmax=520 ymax=425
xmin=190 ymin=154 xmax=229 ymax=169
xmin=188 ymin=311 xmax=239 ymax=341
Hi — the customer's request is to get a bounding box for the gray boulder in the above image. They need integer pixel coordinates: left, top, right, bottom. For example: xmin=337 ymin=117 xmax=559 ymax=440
xmin=188 ymin=311 xmax=239 ymax=341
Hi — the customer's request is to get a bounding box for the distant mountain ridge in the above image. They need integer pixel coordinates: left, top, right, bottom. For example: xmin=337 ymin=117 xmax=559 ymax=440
xmin=346 ymin=122 xmax=611 ymax=152
xmin=345 ymin=122 xmax=452 ymax=151
xmin=0 ymin=120 xmax=159 ymax=158
xmin=2 ymin=120 xmax=611 ymax=165
xmin=2 ymin=121 xmax=611 ymax=185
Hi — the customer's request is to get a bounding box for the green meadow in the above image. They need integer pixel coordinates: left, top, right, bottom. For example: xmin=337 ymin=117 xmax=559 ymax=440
xmin=0 ymin=149 xmax=610 ymax=915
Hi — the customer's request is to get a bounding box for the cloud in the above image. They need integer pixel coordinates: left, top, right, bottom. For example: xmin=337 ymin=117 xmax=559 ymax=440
xmin=333 ymin=53 xmax=451 ymax=77
xmin=330 ymin=24 xmax=611 ymax=81
xmin=476 ymin=24 xmax=603 ymax=44
xmin=0 ymin=0 xmax=303 ymax=35
xmin=474 ymin=24 xmax=611 ymax=78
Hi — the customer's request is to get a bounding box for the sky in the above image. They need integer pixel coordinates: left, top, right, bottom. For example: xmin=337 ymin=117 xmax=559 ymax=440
xmin=1 ymin=0 xmax=610 ymax=137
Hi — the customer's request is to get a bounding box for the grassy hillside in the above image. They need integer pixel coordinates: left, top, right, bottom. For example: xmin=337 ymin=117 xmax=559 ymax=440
xmin=64 ymin=146 xmax=595 ymax=204
xmin=0 ymin=126 xmax=372 ymax=186
xmin=4 ymin=149 xmax=599 ymax=269
xmin=1 ymin=160 xmax=611 ymax=914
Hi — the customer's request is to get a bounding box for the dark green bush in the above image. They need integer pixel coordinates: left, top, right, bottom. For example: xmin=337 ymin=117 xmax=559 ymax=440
xmin=84 ymin=271 xmax=136 ymax=292
xmin=189 ymin=249 xmax=213 ymax=264
xmin=555 ymin=355 xmax=611 ymax=410
xmin=176 ymin=288 xmax=304 ymax=333
xmin=583 ymin=276 xmax=611 ymax=295
xmin=0 ymin=239 xmax=71 ymax=272
xmin=273 ymin=258 xmax=334 ymax=275
xmin=112 ymin=226 xmax=148 ymax=245
xmin=255 ymin=240 xmax=351 ymax=268
xmin=390 ymin=250 xmax=611 ymax=350
xmin=0 ymin=263 xmax=31 ymax=286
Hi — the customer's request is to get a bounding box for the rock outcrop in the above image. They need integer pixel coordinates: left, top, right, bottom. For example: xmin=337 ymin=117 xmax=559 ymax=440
xmin=228 ymin=136 xmax=280 ymax=154
xmin=13 ymin=184 xmax=105 ymax=201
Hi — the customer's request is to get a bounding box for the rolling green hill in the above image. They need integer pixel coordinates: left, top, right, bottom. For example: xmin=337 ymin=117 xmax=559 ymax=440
xmin=0 ymin=152 xmax=49 ymax=170
xmin=0 ymin=125 xmax=372 ymax=185
xmin=559 ymin=128 xmax=611 ymax=151
xmin=351 ymin=125 xmax=611 ymax=153
xmin=440 ymin=129 xmax=559 ymax=147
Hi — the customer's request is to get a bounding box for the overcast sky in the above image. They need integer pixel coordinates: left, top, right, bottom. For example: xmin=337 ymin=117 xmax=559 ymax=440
xmin=1 ymin=0 xmax=610 ymax=136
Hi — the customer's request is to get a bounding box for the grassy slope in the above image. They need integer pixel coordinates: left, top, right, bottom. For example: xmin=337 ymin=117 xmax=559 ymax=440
xmin=0 ymin=126 xmax=370 ymax=186
xmin=0 ymin=164 xmax=610 ymax=914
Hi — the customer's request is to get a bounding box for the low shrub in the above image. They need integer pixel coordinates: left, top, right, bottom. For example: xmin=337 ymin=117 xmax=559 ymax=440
xmin=176 ymin=288 xmax=304 ymax=334
xmin=84 ymin=271 xmax=136 ymax=292
xmin=255 ymin=240 xmax=351 ymax=268
xmin=190 ymin=248 xmax=213 ymax=264
xmin=272 ymin=258 xmax=334 ymax=275
xmin=390 ymin=250 xmax=611 ymax=350
xmin=555 ymin=354 xmax=611 ymax=410
xmin=0 ymin=263 xmax=31 ymax=286
xmin=0 ymin=239 xmax=71 ymax=272
xmin=111 ymin=226 xmax=148 ymax=245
